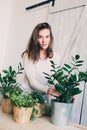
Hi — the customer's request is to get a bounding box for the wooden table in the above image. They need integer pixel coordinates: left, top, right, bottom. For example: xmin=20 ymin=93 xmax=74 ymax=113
xmin=0 ymin=109 xmax=87 ymax=130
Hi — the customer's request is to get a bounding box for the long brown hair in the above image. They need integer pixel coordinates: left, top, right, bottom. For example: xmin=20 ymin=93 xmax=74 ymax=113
xmin=22 ymin=22 xmax=54 ymax=62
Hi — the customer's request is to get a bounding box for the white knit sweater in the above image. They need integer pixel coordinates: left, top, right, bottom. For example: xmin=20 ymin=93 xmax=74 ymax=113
xmin=21 ymin=52 xmax=60 ymax=93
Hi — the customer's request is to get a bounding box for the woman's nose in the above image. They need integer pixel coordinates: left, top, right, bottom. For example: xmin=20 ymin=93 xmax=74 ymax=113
xmin=42 ymin=37 xmax=46 ymax=42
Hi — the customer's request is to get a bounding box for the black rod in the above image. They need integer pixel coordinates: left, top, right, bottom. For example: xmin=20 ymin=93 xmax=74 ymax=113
xmin=52 ymin=0 xmax=55 ymax=6
xmin=79 ymin=82 xmax=86 ymax=124
xmin=26 ymin=0 xmax=55 ymax=10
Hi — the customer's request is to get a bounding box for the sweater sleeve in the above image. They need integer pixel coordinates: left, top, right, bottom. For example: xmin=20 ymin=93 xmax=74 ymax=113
xmin=23 ymin=54 xmax=49 ymax=93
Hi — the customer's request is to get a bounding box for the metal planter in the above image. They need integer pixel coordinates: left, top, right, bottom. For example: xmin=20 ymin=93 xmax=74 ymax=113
xmin=51 ymin=100 xmax=73 ymax=126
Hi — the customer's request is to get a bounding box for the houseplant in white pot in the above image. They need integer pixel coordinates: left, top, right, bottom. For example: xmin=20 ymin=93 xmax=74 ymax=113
xmin=0 ymin=62 xmax=23 ymax=113
xmin=44 ymin=54 xmax=87 ymax=126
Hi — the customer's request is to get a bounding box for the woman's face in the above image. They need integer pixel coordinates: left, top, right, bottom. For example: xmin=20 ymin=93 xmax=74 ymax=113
xmin=37 ymin=29 xmax=51 ymax=50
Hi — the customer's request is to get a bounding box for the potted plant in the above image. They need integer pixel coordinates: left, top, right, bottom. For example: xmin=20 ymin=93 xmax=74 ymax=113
xmin=44 ymin=54 xmax=87 ymax=126
xmin=32 ymin=91 xmax=45 ymax=118
xmin=0 ymin=62 xmax=24 ymax=113
xmin=10 ymin=91 xmax=37 ymax=124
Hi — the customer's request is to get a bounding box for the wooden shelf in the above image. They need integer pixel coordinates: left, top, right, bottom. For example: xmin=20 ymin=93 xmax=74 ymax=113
xmin=0 ymin=108 xmax=87 ymax=130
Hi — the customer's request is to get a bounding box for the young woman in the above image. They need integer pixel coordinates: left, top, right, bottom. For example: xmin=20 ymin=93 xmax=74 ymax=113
xmin=21 ymin=22 xmax=60 ymax=99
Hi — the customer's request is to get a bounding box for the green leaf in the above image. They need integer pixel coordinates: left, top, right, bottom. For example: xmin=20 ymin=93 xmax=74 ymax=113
xmin=45 ymin=76 xmax=50 ymax=80
xmin=62 ymin=67 xmax=69 ymax=72
xmin=9 ymin=66 xmax=12 ymax=73
xmin=76 ymin=60 xmax=84 ymax=63
xmin=51 ymin=65 xmax=55 ymax=69
xmin=75 ymin=64 xmax=83 ymax=66
xmin=55 ymin=84 xmax=65 ymax=94
xmin=50 ymin=69 xmax=56 ymax=72
xmin=43 ymin=72 xmax=50 ymax=76
xmin=48 ymin=80 xmax=54 ymax=85
xmin=75 ymin=54 xmax=80 ymax=60
xmin=69 ymin=74 xmax=77 ymax=82
xmin=2 ymin=70 xmax=8 ymax=74
xmin=71 ymin=88 xmax=82 ymax=96
xmin=19 ymin=62 xmax=22 ymax=68
xmin=50 ymin=60 xmax=54 ymax=65
xmin=56 ymin=71 xmax=63 ymax=77
xmin=64 ymin=95 xmax=72 ymax=103
xmin=64 ymin=64 xmax=71 ymax=69
xmin=17 ymin=72 xmax=23 ymax=74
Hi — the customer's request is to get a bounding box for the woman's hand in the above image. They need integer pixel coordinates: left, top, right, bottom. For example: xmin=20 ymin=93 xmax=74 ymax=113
xmin=47 ymin=86 xmax=60 ymax=97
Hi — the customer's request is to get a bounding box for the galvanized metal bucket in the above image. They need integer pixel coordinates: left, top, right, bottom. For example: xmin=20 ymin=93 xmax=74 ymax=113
xmin=51 ymin=100 xmax=73 ymax=126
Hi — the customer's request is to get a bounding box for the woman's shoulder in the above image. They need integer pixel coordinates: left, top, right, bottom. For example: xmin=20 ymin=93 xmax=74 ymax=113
xmin=22 ymin=53 xmax=28 ymax=61
xmin=22 ymin=53 xmax=33 ymax=65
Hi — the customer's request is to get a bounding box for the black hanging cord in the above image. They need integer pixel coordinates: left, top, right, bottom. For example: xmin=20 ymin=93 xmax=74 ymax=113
xmin=26 ymin=0 xmax=55 ymax=10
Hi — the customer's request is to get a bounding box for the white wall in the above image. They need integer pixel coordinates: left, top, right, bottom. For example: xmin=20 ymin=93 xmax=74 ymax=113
xmin=0 ymin=0 xmax=49 ymax=78
xmin=0 ymin=0 xmax=13 ymax=69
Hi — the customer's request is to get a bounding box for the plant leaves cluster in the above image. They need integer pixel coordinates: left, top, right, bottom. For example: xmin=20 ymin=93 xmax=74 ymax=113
xmin=0 ymin=62 xmax=24 ymax=98
xmin=10 ymin=91 xmax=37 ymax=108
xmin=30 ymin=91 xmax=45 ymax=120
xmin=44 ymin=54 xmax=87 ymax=103
xmin=32 ymin=91 xmax=44 ymax=104
xmin=10 ymin=90 xmax=44 ymax=120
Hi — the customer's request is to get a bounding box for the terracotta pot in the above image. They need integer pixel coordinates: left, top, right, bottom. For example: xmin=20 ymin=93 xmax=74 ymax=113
xmin=13 ymin=106 xmax=33 ymax=124
xmin=2 ymin=98 xmax=13 ymax=114
xmin=34 ymin=103 xmax=44 ymax=118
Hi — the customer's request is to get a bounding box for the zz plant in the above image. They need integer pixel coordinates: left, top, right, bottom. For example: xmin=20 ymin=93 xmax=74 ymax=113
xmin=0 ymin=62 xmax=24 ymax=99
xmin=32 ymin=91 xmax=44 ymax=104
xmin=44 ymin=54 xmax=87 ymax=103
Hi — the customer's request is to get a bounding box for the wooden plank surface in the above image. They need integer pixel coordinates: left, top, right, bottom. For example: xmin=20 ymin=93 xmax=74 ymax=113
xmin=49 ymin=0 xmax=86 ymax=13
xmin=0 ymin=108 xmax=87 ymax=130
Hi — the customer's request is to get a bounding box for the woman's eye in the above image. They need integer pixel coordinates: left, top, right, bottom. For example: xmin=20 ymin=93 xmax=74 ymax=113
xmin=46 ymin=35 xmax=50 ymax=38
xmin=38 ymin=37 xmax=41 ymax=39
xmin=37 ymin=36 xmax=42 ymax=39
xmin=37 ymin=35 xmax=50 ymax=39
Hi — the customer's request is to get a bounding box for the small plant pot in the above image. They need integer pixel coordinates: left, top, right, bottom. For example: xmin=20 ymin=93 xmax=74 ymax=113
xmin=13 ymin=106 xmax=33 ymax=124
xmin=51 ymin=100 xmax=73 ymax=126
xmin=2 ymin=98 xmax=13 ymax=114
xmin=34 ymin=103 xmax=44 ymax=118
